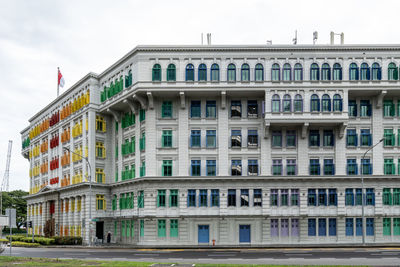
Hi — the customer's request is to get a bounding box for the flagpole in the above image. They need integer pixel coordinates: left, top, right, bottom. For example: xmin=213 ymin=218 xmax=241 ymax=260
xmin=57 ymin=67 xmax=59 ymax=97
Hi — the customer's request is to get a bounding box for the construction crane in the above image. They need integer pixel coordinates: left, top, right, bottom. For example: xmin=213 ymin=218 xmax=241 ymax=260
xmin=0 ymin=140 xmax=12 ymax=215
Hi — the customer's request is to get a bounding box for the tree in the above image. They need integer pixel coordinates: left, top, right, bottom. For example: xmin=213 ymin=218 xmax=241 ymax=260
xmin=1 ymin=190 xmax=28 ymax=229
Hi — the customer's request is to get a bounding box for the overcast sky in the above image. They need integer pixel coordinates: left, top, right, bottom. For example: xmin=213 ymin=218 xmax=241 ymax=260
xmin=1 ymin=0 xmax=399 ymax=191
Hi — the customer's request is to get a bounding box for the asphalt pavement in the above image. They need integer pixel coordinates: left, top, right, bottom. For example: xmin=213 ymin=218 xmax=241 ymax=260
xmin=3 ymin=247 xmax=400 ymax=266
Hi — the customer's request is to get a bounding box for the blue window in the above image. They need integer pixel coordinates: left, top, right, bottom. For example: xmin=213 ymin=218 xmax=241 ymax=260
xmin=366 ymin=188 xmax=375 ymax=206
xmin=346 ymin=218 xmax=354 ymax=236
xmin=323 ymin=130 xmax=334 ymax=147
xmin=206 ymin=160 xmax=216 ymax=176
xmin=318 ymin=218 xmax=326 ymax=236
xmin=247 ymin=100 xmax=258 ymax=118
xmin=211 ymin=64 xmax=219 ymax=81
xmin=191 ymin=101 xmax=201 ymax=118
xmin=228 ymin=189 xmax=236 ymax=206
xmin=308 ymin=189 xmax=317 ymax=206
xmin=329 ymin=218 xmax=337 ymax=236
xmin=310 ymin=94 xmax=320 ymax=112
xmin=360 ymin=100 xmax=371 ymax=117
xmin=321 ymin=63 xmax=331 ymax=80
xmin=321 ymin=94 xmax=331 ymax=112
xmin=324 ymin=159 xmax=335 ymax=175
xmin=360 ymin=63 xmax=370 ymax=80
xmin=333 ymin=94 xmax=343 ymax=112
xmin=310 ymin=63 xmax=319 ymax=80
xmin=188 ymin=189 xmax=196 ymax=207
xmin=271 ymin=63 xmax=280 ymax=81
xmin=206 ymin=130 xmax=216 ymax=148
xmin=231 ymin=130 xmax=242 ymax=148
xmin=227 ymin=63 xmax=236 ymax=81
xmin=360 ymin=129 xmax=372 ymax=146
xmin=329 ymin=189 xmax=337 ymax=206
xmin=191 ymin=130 xmax=201 ymax=147
xmin=294 ymin=94 xmax=303 ymax=112
xmin=191 ymin=160 xmax=201 ymax=176
xmin=294 ymin=63 xmax=303 ymax=81
xmin=349 ymin=63 xmax=359 ymax=81
xmin=247 ymin=130 xmax=258 ymax=147
xmin=333 ymin=63 xmax=342 ymax=80
xmin=283 ymin=63 xmax=291 ymax=81
xmin=346 ymin=129 xmax=358 ymax=146
xmin=345 ymin=189 xmax=354 ymax=206
xmin=356 ymin=218 xmax=363 ymax=236
xmin=283 ymin=94 xmax=291 ymax=112
xmin=199 ymin=189 xmax=207 ymax=207
xmin=308 ymin=219 xmax=316 ymax=236
xmin=348 ymin=100 xmax=357 ymax=117
xmin=253 ymin=189 xmax=262 ymax=206
xmin=318 ymin=189 xmax=327 ymax=206
xmin=347 ymin=159 xmax=358 ymax=175
xmin=231 ymin=160 xmax=242 ymax=176
xmin=231 ymin=100 xmax=242 ymax=117
xmin=248 ymin=159 xmax=258 ymax=176
xmin=309 ymin=130 xmax=320 ymax=146
xmin=206 ymin=100 xmax=216 ymax=118
xmin=255 ymin=63 xmax=264 ymax=81
xmin=198 ymin=63 xmax=207 ymax=81
xmin=310 ymin=159 xmax=320 ymax=175
xmin=240 ymin=189 xmax=249 ymax=207
xmin=186 ymin=64 xmax=194 ymax=81
xmin=241 ymin=63 xmax=250 ymax=81
xmin=356 ymin=188 xmax=363 ymax=205
xmin=211 ymin=189 xmax=219 ymax=207
xmin=361 ymin=158 xmax=372 ymax=175
xmin=366 ymin=218 xmax=374 ymax=236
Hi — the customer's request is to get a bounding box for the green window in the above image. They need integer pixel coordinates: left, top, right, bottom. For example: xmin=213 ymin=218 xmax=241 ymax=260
xmin=130 ymin=164 xmax=135 ymax=179
xmin=114 ymin=221 xmax=117 ymax=236
xmin=158 ymin=220 xmax=166 ymax=237
xmin=162 ymin=101 xmax=173 ymax=118
xmin=394 ymin=218 xmax=400 ymax=235
xmin=140 ymin=161 xmax=146 ymax=177
xmin=384 ymin=159 xmax=395 ymax=175
xmin=140 ymin=220 xmax=144 ymax=237
xmin=162 ymin=130 xmax=172 ymax=148
xmin=388 ymin=63 xmax=398 ymax=80
xmin=115 ymin=170 xmax=118 ymax=182
xmin=122 ymin=221 xmax=125 ymax=237
xmin=383 ymin=188 xmax=392 ymax=205
xmin=383 ymin=218 xmax=391 ymax=236
xmin=139 ymin=109 xmax=145 ymax=122
xmin=384 ymin=129 xmax=395 ymax=146
xmin=131 ymin=220 xmax=134 ymax=237
xmin=152 ymin=64 xmax=161 ymax=81
xmin=138 ymin=191 xmax=144 ymax=208
xmin=394 ymin=188 xmax=400 ymax=205
xmin=167 ymin=64 xmax=176 ymax=81
xmin=383 ymin=100 xmax=395 ymax=117
xmin=169 ymin=189 xmax=178 ymax=207
xmin=162 ymin=160 xmax=172 ymax=176
xmin=126 ymin=220 xmax=131 ymax=237
xmin=140 ymin=132 xmax=145 ymax=151
xmin=112 ymin=195 xmax=117 ymax=211
xmin=170 ymin=219 xmax=179 ymax=237
xmin=157 ymin=190 xmax=166 ymax=207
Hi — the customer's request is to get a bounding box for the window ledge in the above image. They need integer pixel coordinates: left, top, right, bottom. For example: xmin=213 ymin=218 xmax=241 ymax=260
xmin=230 ymin=117 xmax=242 ymax=119
xmin=205 ymin=147 xmax=217 ymax=149
xmin=230 ymin=146 xmax=242 ymax=149
xmin=333 ymin=111 xmax=342 ymax=114
xmin=293 ymin=80 xmax=303 ymax=83
xmin=186 ymin=81 xmax=195 ymax=83
xmin=359 ymin=116 xmax=371 ymax=119
xmin=241 ymin=81 xmax=250 ymax=83
xmin=152 ymin=81 xmax=161 ymax=84
xmin=271 ymin=112 xmax=281 ymax=114
xmin=167 ymin=81 xmax=176 ymax=83
xmin=158 ymin=117 xmax=176 ymax=120
xmin=322 ymin=112 xmax=331 ymax=114
xmin=198 ymin=80 xmax=207 ymax=83
xmin=157 ymin=147 xmax=177 ymax=150
xmin=247 ymin=145 xmax=259 ymax=149
xmin=247 ymin=115 xmax=258 ymax=119
xmin=282 ymin=81 xmax=292 ymax=83
xmin=189 ymin=147 xmax=202 ymax=149
xmin=271 ymin=81 xmax=281 ymax=83
xmin=189 ymin=117 xmax=201 ymax=120
xmin=227 ymin=81 xmax=236 ymax=84
xmin=204 ymin=117 xmax=217 ymax=120
xmin=254 ymin=80 xmax=264 ymax=83
xmin=346 ymin=146 xmax=357 ymax=148
xmin=211 ymin=81 xmax=220 ymax=83
xmin=310 ymin=111 xmax=320 ymax=114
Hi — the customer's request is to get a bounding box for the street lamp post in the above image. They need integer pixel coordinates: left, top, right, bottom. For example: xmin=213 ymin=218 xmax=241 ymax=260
xmin=361 ymin=138 xmax=384 ymax=246
xmin=63 ymin=147 xmax=92 ymax=246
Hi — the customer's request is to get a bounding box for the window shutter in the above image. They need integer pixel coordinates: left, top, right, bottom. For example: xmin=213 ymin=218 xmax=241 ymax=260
xmin=355 ymin=133 xmax=358 ymax=146
xmin=366 ymin=68 xmax=370 ymax=80
xmin=377 ymin=68 xmax=382 ymax=80
xmin=317 ymin=99 xmax=320 ymax=112
xmin=395 ymin=68 xmax=399 ymax=80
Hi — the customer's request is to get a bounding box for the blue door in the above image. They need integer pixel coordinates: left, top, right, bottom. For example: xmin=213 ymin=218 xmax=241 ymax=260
xmin=239 ymin=225 xmax=251 ymax=243
xmin=198 ymin=225 xmax=209 ymax=243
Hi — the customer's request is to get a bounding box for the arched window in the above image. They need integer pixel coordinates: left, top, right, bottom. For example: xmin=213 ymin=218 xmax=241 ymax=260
xmin=271 ymin=63 xmax=280 ymax=81
xmin=186 ymin=64 xmax=194 ymax=81
xmin=371 ymin=63 xmax=381 ymax=80
xmin=294 ymin=94 xmax=303 ymax=112
xmin=211 ymin=64 xmax=220 ymax=81
xmin=333 ymin=63 xmax=342 ymax=81
xmin=360 ymin=63 xmax=370 ymax=80
xmin=310 ymin=94 xmax=320 ymax=112
xmin=349 ymin=63 xmax=359 ymax=81
xmin=125 ymin=70 xmax=133 ymax=87
xmin=322 ymin=94 xmax=331 ymax=112
xmin=333 ymin=94 xmax=342 ymax=112
xmin=310 ymin=63 xmax=319 ymax=81
xmin=167 ymin=64 xmax=176 ymax=81
xmin=241 ymin=63 xmax=250 ymax=81
xmin=283 ymin=63 xmax=291 ymax=81
xmin=388 ymin=63 xmax=398 ymax=80
xmin=152 ymin=64 xmax=161 ymax=81
xmin=294 ymin=63 xmax=303 ymax=81
xmin=198 ymin=63 xmax=207 ymax=81
xmin=321 ymin=63 xmax=331 ymax=81
xmin=227 ymin=63 xmax=236 ymax=81
xmin=283 ymin=94 xmax=291 ymax=112
xmin=272 ymin=94 xmax=280 ymax=112
xmin=255 ymin=63 xmax=264 ymax=81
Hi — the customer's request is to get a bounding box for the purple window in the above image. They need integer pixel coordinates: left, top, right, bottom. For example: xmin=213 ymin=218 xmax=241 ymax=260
xmin=271 ymin=219 xmax=279 ymax=237
xmin=291 ymin=219 xmax=299 ymax=236
xmin=281 ymin=219 xmax=289 ymax=237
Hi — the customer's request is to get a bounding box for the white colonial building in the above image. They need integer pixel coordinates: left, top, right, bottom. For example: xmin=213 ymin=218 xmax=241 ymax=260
xmin=21 ymin=44 xmax=400 ymax=246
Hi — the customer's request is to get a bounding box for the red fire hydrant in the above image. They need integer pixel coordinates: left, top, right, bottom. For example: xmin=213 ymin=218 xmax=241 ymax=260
xmin=212 ymin=239 xmax=216 ymax=246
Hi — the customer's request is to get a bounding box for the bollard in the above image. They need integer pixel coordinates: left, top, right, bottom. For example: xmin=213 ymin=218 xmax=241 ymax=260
xmin=212 ymin=239 xmax=215 ymax=246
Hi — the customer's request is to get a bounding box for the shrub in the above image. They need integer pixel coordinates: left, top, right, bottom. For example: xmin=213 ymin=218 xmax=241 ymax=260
xmin=5 ymin=235 xmax=25 ymax=242
xmin=0 ymin=238 xmax=8 ymax=242
xmin=2 ymin=228 xmax=27 ymax=234
xmin=12 ymin=241 xmax=40 ymax=247
xmin=52 ymin=236 xmax=82 ymax=245
xmin=20 ymin=237 xmax=55 ymax=245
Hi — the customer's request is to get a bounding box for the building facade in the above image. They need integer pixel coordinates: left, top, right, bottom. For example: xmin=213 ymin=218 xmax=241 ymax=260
xmin=21 ymin=45 xmax=400 ymax=246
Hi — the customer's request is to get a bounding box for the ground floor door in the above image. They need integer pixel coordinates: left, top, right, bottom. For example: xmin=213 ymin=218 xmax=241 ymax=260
xmin=96 ymin=221 xmax=104 ymax=240
xmin=239 ymin=224 xmax=251 ymax=243
xmin=198 ymin=225 xmax=209 ymax=243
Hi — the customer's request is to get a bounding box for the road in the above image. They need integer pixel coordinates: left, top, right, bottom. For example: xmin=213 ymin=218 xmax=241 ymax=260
xmin=3 ymin=247 xmax=400 ymax=266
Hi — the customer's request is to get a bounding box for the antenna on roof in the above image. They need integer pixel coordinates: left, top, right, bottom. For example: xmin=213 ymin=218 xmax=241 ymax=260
xmin=206 ymin=33 xmax=212 ymax=45
xmin=313 ymin=31 xmax=318 ymax=45
xmin=292 ymin=30 xmax=297 ymax=45
xmin=201 ymin=33 xmax=204 ymax=45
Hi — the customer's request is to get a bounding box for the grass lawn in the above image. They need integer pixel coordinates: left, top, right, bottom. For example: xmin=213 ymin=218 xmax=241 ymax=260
xmin=0 ymin=256 xmax=367 ymax=267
